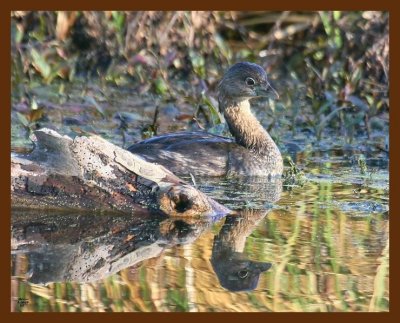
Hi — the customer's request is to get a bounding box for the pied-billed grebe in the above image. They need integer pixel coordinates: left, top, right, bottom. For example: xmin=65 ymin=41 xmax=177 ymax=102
xmin=128 ymin=62 xmax=283 ymax=177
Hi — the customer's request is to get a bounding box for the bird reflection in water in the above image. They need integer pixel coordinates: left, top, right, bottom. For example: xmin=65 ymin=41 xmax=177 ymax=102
xmin=211 ymin=209 xmax=272 ymax=292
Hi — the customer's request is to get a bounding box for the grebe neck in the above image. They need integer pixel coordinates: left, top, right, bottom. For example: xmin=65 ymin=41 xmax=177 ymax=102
xmin=220 ymin=99 xmax=278 ymax=155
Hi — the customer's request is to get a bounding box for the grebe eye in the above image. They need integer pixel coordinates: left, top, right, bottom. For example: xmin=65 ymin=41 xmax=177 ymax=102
xmin=245 ymin=77 xmax=256 ymax=86
xmin=238 ymin=270 xmax=249 ymax=278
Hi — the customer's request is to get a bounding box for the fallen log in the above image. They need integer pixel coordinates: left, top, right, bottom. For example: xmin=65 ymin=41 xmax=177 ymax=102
xmin=11 ymin=128 xmax=230 ymax=218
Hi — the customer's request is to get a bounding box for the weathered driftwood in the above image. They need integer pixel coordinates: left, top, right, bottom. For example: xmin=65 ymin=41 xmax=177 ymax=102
xmin=11 ymin=128 xmax=229 ymax=218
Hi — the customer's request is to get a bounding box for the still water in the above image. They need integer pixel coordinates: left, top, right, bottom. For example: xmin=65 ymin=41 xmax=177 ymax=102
xmin=11 ymin=85 xmax=389 ymax=312
xmin=11 ymin=152 xmax=389 ymax=312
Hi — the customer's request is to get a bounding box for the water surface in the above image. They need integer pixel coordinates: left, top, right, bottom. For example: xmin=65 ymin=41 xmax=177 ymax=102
xmin=11 ymin=84 xmax=389 ymax=312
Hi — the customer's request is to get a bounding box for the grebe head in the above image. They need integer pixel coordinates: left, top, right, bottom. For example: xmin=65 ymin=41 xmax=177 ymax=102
xmin=217 ymin=62 xmax=278 ymax=111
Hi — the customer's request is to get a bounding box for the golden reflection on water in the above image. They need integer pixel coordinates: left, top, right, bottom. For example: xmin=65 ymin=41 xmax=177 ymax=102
xmin=11 ymin=180 xmax=389 ymax=312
